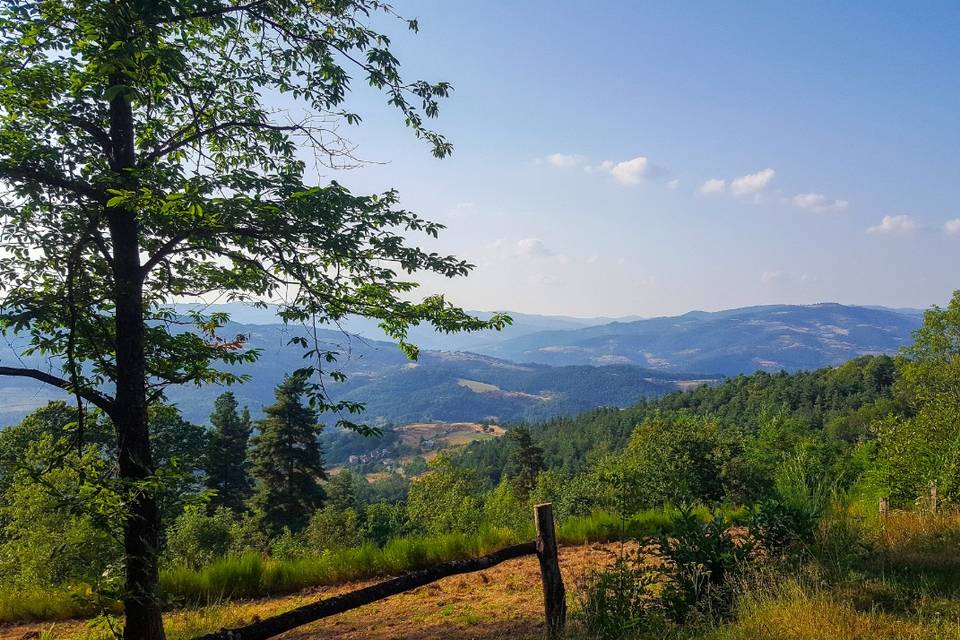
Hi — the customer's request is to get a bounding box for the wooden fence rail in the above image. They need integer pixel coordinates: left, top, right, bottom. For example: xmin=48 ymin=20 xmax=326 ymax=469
xmin=194 ymin=503 xmax=566 ymax=640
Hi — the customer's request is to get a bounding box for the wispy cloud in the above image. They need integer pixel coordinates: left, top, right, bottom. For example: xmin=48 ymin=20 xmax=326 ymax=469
xmin=792 ymin=193 xmax=849 ymax=214
xmin=544 ymin=153 xmax=587 ymax=168
xmin=867 ymin=214 xmax=916 ymax=235
xmin=700 ymin=178 xmax=726 ymax=194
xmin=730 ymin=168 xmax=776 ymax=196
xmin=666 ymin=178 xmax=680 ymax=190
xmin=945 ymin=219 xmax=960 ymax=235
xmin=761 ymin=270 xmax=811 ymax=285
xmin=488 ymin=238 xmax=557 ymax=258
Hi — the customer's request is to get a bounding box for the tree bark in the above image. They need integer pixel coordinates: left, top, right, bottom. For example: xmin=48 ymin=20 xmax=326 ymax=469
xmin=108 ymin=70 xmax=167 ymax=640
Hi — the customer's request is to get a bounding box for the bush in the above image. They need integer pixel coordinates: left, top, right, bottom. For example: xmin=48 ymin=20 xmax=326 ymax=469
xmin=164 ymin=506 xmax=235 ymax=570
xmin=750 ymin=499 xmax=818 ymax=554
xmin=657 ymin=506 xmax=753 ymax=621
xmin=303 ymin=506 xmax=364 ymax=551
xmin=576 ymin=550 xmax=666 ymax=640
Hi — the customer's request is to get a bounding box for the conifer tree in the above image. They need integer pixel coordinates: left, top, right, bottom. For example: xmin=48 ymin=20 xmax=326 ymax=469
xmin=205 ymin=393 xmax=253 ymax=513
xmin=249 ymin=375 xmax=326 ymax=533
xmin=504 ymin=426 xmax=545 ymax=495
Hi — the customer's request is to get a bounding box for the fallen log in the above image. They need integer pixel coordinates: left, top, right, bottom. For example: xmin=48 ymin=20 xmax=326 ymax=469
xmin=192 ymin=541 xmax=538 ymax=640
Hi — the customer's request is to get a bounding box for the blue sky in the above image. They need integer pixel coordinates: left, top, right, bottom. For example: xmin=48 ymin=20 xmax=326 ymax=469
xmin=300 ymin=1 xmax=960 ymax=317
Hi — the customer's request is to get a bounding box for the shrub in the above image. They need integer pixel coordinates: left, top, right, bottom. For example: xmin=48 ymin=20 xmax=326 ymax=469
xmin=164 ymin=506 xmax=235 ymax=570
xmin=576 ymin=550 xmax=666 ymax=640
xmin=657 ymin=506 xmax=753 ymax=621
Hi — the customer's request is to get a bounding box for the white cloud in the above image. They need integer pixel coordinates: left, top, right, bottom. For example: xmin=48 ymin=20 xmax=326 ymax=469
xmin=455 ymin=202 xmax=475 ymax=210
xmin=604 ymin=156 xmax=654 ymax=185
xmin=544 ymin=153 xmax=586 ymax=168
xmin=791 ymin=193 xmax=848 ymax=214
xmin=700 ymin=178 xmax=726 ymax=194
xmin=514 ymin=238 xmax=553 ymax=257
xmin=730 ymin=168 xmax=776 ymax=196
xmin=867 ymin=214 xmax=916 ymax=235
xmin=489 ymin=238 xmax=556 ymax=258
xmin=666 ymin=179 xmax=680 ymax=190
xmin=945 ymin=219 xmax=960 ymax=235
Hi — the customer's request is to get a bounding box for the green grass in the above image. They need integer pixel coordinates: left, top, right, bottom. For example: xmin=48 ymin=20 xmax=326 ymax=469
xmin=161 ymin=526 xmax=525 ymax=607
xmin=0 ymin=584 xmax=108 ymax=624
xmin=0 ymin=507 xmax=745 ymax=624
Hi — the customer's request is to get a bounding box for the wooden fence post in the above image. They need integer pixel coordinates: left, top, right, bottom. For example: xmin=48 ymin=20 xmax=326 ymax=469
xmin=534 ymin=503 xmax=566 ymax=639
xmin=931 ymin=482 xmax=938 ymax=514
xmin=879 ymin=496 xmax=888 ymax=519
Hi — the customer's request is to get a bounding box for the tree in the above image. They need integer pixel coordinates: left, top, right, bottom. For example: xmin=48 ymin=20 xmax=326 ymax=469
xmin=249 ymin=375 xmax=326 ymax=534
xmin=205 ymin=392 xmax=253 ymax=512
xmin=877 ymin=291 xmax=960 ymax=502
xmin=407 ymin=455 xmax=482 ymax=535
xmin=504 ymin=426 xmax=544 ymax=494
xmin=0 ymin=2 xmax=506 ymax=637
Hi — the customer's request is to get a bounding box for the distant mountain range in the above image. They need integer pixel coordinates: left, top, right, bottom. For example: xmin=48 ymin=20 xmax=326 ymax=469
xmin=473 ymin=304 xmax=923 ymax=375
xmin=0 ymin=303 xmax=924 ymax=425
xmin=0 ymin=322 xmax=693 ymax=425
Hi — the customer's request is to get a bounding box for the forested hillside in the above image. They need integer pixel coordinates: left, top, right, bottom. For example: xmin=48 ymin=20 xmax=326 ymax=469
xmin=456 ymin=354 xmax=897 ymax=480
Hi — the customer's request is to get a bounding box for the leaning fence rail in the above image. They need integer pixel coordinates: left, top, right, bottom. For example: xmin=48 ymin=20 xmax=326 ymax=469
xmin=194 ymin=503 xmax=566 ymax=640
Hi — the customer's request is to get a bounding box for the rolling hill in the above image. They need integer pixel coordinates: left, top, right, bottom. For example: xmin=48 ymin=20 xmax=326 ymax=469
xmin=472 ymin=303 xmax=922 ymax=374
xmin=0 ymin=322 xmax=691 ymax=425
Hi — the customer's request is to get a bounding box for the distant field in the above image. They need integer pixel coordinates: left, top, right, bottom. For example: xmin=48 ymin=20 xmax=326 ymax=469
xmin=394 ymin=422 xmax=504 ymax=472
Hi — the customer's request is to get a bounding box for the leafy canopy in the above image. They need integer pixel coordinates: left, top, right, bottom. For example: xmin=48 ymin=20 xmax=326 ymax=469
xmin=0 ymin=0 xmax=508 ymax=429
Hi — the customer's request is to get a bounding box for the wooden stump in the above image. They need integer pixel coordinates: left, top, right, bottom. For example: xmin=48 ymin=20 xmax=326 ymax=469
xmin=534 ymin=503 xmax=566 ymax=639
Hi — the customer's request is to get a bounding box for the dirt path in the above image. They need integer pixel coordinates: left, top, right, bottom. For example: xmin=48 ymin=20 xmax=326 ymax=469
xmin=1 ymin=544 xmax=621 ymax=640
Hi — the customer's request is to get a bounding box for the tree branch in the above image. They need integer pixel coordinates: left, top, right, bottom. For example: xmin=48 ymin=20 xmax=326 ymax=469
xmin=154 ymin=0 xmax=268 ymax=25
xmin=140 ymin=120 xmax=302 ymax=166
xmin=0 ymin=163 xmax=106 ymax=203
xmin=0 ymin=365 xmax=115 ymax=413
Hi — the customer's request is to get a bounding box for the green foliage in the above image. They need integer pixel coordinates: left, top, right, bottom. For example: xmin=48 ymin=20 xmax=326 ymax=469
xmin=657 ymin=507 xmax=753 ymax=621
xmin=248 ymin=375 xmax=327 ymax=534
xmin=407 ymin=455 xmax=483 ymax=535
xmin=303 ymin=506 xmax=365 ymax=552
xmin=0 ymin=436 xmax=121 ymax=589
xmin=163 ymin=507 xmax=235 ymax=571
xmin=205 ymin=393 xmax=253 ymax=513
xmin=503 ymin=426 xmax=545 ymax=494
xmin=576 ymin=550 xmax=667 ymax=640
xmin=875 ymin=291 xmax=960 ymax=503
xmin=618 ymin=416 xmax=736 ymax=508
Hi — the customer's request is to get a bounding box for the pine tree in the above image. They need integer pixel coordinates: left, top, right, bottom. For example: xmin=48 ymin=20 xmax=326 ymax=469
xmin=205 ymin=393 xmax=253 ymax=513
xmin=505 ymin=426 xmax=545 ymax=495
xmin=249 ymin=376 xmax=327 ymax=534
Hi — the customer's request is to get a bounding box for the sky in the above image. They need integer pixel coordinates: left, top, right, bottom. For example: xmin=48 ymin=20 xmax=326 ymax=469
xmin=292 ymin=1 xmax=960 ymax=318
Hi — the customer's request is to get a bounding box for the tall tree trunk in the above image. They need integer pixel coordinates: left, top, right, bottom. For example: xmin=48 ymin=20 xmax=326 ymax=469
xmin=108 ymin=73 xmax=167 ymax=640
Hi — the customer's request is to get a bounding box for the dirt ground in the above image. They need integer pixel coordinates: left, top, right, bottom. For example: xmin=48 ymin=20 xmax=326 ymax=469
xmin=0 ymin=544 xmax=622 ymax=640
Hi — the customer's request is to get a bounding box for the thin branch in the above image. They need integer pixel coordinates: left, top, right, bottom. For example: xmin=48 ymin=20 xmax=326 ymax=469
xmin=0 ymin=163 xmax=106 ymax=203
xmin=140 ymin=120 xmax=302 ymax=166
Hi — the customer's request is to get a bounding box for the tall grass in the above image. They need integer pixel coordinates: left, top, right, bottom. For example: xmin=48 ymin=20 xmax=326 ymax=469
xmin=0 ymin=506 xmax=744 ymax=624
xmin=161 ymin=526 xmax=524 ymax=607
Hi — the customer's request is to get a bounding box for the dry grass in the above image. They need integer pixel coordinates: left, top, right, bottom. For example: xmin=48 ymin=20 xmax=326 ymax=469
xmin=1 ymin=545 xmax=616 ymax=640
xmin=12 ymin=510 xmax=960 ymax=640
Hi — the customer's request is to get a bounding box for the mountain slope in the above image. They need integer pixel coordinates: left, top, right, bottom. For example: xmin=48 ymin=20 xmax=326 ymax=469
xmin=0 ymin=322 xmax=688 ymax=425
xmin=475 ymin=304 xmax=921 ymax=374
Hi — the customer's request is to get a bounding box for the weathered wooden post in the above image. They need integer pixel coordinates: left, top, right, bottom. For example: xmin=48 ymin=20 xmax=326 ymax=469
xmin=879 ymin=496 xmax=888 ymax=519
xmin=931 ymin=482 xmax=938 ymax=514
xmin=534 ymin=503 xmax=566 ymax=639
